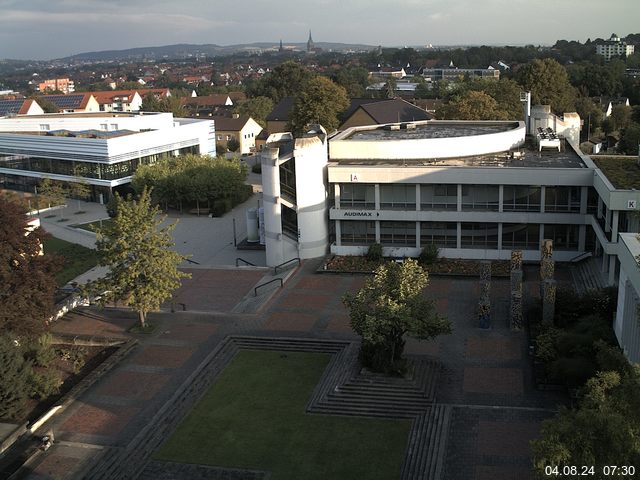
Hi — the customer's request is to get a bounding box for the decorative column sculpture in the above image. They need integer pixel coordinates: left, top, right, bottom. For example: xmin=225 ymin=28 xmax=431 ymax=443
xmin=478 ymin=260 xmax=491 ymax=329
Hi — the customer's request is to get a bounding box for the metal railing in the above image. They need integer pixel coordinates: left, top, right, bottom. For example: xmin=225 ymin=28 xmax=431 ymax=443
xmin=569 ymin=251 xmax=593 ymax=263
xmin=185 ymin=258 xmax=200 ymax=265
xmin=274 ymin=257 xmax=300 ymax=275
xmin=235 ymin=257 xmax=256 ymax=267
xmin=254 ymin=278 xmax=283 ymax=297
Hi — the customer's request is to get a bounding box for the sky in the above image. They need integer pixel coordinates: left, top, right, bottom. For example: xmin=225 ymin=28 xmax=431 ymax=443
xmin=1 ymin=0 xmax=639 ymax=60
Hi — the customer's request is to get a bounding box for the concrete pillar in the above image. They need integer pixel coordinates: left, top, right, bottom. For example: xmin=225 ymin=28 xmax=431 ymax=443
xmin=375 ymin=221 xmax=380 ymax=243
xmin=578 ymin=225 xmax=586 ymax=252
xmin=456 ymin=222 xmax=462 ymax=249
xmin=334 ymin=184 xmax=341 ymax=209
xmin=540 ymin=186 xmax=546 ymax=213
xmin=597 ymin=197 xmax=603 ymax=219
xmin=261 ymin=148 xmax=284 ymax=267
xmin=374 ymin=184 xmax=380 ymax=210
xmin=605 ymin=207 xmax=611 ymax=233
xmin=415 ymin=222 xmax=420 ymax=249
xmin=538 ymin=224 xmax=545 ymax=257
xmin=335 ymin=220 xmax=341 ymax=246
xmin=497 ymin=223 xmax=503 ymax=251
xmin=457 ymin=184 xmax=462 ymax=212
xmin=611 ymin=211 xmax=619 ymax=240
xmin=580 ymin=186 xmax=588 ymax=215
xmin=498 ymin=185 xmax=504 ymax=213
xmin=609 ymin=255 xmax=617 ymax=286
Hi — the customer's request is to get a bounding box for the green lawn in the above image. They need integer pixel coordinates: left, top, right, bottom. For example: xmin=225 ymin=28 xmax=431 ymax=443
xmin=155 ymin=350 xmax=411 ymax=480
xmin=592 ymin=156 xmax=640 ymax=190
xmin=42 ymin=236 xmax=98 ymax=286
xmin=73 ymin=218 xmax=113 ymax=232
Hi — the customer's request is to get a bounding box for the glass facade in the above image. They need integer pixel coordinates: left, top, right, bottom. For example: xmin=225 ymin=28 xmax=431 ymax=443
xmin=461 ymin=223 xmax=499 ymax=248
xmin=281 ymin=204 xmax=298 ymax=240
xmin=543 ymin=224 xmax=579 ymax=250
xmin=278 ymin=159 xmax=296 ymax=203
xmin=340 ymin=183 xmax=375 ymax=209
xmin=544 ymin=186 xmax=581 ymax=213
xmin=0 ymin=147 xmax=198 ymax=182
xmin=503 ymin=186 xmax=541 ymax=212
xmin=380 ymin=184 xmax=416 ymax=210
xmin=420 ymin=222 xmax=457 ymax=248
xmin=461 ymin=185 xmax=499 ymax=211
xmin=421 ymin=184 xmax=457 ymax=210
xmin=380 ymin=221 xmax=416 ymax=246
xmin=502 ymin=223 xmax=540 ymax=249
xmin=341 ymin=220 xmax=376 ymax=245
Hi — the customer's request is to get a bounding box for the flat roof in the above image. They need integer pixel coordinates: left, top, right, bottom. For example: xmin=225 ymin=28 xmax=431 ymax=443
xmin=331 ymin=140 xmax=587 ymax=169
xmin=9 ymin=112 xmax=159 ymax=119
xmin=342 ymin=121 xmax=518 ymax=141
xmin=591 ymin=156 xmax=640 ymax=190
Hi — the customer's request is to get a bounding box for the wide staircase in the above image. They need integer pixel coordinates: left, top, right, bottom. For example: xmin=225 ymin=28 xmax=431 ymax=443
xmin=570 ymin=256 xmax=607 ymax=295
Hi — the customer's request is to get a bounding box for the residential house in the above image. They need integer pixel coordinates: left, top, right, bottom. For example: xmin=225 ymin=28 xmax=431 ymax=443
xmin=0 ymin=99 xmax=44 ymax=117
xmin=39 ymin=93 xmax=100 ymax=113
xmin=339 ymin=98 xmax=433 ymax=130
xmin=212 ymin=114 xmax=263 ymax=154
xmin=38 ymin=78 xmax=75 ymax=94
xmin=92 ymin=90 xmax=143 ymax=112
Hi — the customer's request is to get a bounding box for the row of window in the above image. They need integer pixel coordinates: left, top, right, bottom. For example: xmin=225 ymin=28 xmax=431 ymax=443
xmin=340 ymin=221 xmax=580 ymax=250
xmin=339 ymin=184 xmax=594 ymax=213
xmin=0 ymin=146 xmax=198 ymax=181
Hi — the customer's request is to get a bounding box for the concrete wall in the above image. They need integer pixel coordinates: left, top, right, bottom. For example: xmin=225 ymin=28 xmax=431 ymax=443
xmin=614 ymin=233 xmax=640 ymax=363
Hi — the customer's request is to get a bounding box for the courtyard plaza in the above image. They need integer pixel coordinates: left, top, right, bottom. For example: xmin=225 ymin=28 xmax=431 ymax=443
xmin=20 ymin=252 xmax=569 ymax=479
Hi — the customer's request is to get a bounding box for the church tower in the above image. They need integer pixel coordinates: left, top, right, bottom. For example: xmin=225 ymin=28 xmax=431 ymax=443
xmin=307 ymin=30 xmax=315 ymax=53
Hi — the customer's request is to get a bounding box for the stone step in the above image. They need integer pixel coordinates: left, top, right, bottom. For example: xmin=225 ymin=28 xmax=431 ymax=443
xmin=401 ymin=404 xmax=452 ymax=480
xmin=326 ymin=393 xmax=433 ymax=409
xmin=310 ymin=404 xmax=422 ymax=419
xmin=336 ymin=384 xmax=430 ymax=398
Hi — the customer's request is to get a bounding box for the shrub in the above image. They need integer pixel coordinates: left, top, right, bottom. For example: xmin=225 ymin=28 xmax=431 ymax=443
xmin=366 ymin=243 xmax=383 ymax=262
xmin=28 ymin=369 xmax=62 ymax=400
xmin=24 ymin=333 xmax=57 ymax=367
xmin=546 ymin=356 xmax=596 ymax=387
xmin=359 ymin=340 xmax=408 ymax=376
xmin=212 ymin=198 xmax=232 ymax=217
xmin=419 ymin=243 xmax=439 ymax=265
xmin=251 ymin=162 xmax=262 ymax=174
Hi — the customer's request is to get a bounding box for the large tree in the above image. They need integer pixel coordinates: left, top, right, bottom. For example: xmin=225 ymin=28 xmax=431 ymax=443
xmin=517 ymin=58 xmax=577 ymax=114
xmin=437 ymin=90 xmax=509 ymax=120
xmin=234 ymin=96 xmax=274 ymax=128
xmin=0 ymin=194 xmax=59 ymax=337
xmin=288 ymin=76 xmax=349 ymax=135
xmin=342 ymin=259 xmax=451 ymax=374
xmin=91 ymin=188 xmax=190 ymax=327
xmin=249 ymin=61 xmax=314 ymax=104
xmin=531 ymin=366 xmax=640 ymax=478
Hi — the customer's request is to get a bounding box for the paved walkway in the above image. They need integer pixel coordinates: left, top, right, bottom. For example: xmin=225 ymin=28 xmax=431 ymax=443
xmin=23 ymin=260 xmax=567 ymax=480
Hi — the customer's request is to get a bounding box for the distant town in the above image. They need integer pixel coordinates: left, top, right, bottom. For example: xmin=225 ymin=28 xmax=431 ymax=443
xmin=1 ymin=30 xmax=639 ymax=480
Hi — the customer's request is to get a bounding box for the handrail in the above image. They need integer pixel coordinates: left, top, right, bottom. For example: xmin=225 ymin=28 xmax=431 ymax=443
xmin=274 ymin=257 xmax=300 ymax=275
xmin=569 ymin=251 xmax=593 ymax=263
xmin=236 ymin=257 xmax=256 ymax=267
xmin=254 ymin=278 xmax=283 ymax=296
xmin=185 ymin=258 xmax=201 ymax=265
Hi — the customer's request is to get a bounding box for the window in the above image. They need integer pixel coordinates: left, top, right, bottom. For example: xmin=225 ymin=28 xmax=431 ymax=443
xmin=461 ymin=223 xmax=499 ymax=249
xmin=421 ymin=184 xmax=457 ymax=210
xmin=226 ymin=135 xmax=232 ymax=141
xmin=420 ymin=222 xmax=457 ymax=248
xmin=587 ymin=187 xmax=598 ymax=214
xmin=544 ymin=186 xmax=580 ymax=213
xmin=110 ymin=124 xmax=118 ymax=130
xmin=217 ymin=135 xmax=222 ymax=141
xmin=279 ymin=158 xmax=296 ymax=202
xmin=503 ymin=186 xmax=541 ymax=212
xmin=340 ymin=184 xmax=375 ymax=209
xmin=380 ymin=221 xmax=416 ymax=246
xmin=544 ymin=224 xmax=579 ymax=250
xmin=281 ymin=205 xmax=298 ymax=240
xmin=39 ymin=124 xmax=50 ymax=131
xmin=341 ymin=221 xmax=376 ymax=245
xmin=502 ymin=223 xmax=539 ymax=250
xmin=380 ymin=184 xmax=415 ymax=209
xmin=99 ymin=124 xmax=108 ymax=131
xmin=461 ymin=185 xmax=499 ymax=211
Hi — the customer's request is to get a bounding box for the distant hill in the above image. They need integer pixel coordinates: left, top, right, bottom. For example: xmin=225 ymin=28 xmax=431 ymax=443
xmin=58 ymin=42 xmax=378 ymax=61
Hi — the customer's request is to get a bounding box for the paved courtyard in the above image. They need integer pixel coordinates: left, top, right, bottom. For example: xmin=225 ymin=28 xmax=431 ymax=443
xmin=22 ymin=259 xmax=568 ymax=480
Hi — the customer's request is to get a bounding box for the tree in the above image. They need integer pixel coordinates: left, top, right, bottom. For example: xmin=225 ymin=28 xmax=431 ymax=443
xmin=574 ymin=97 xmax=604 ymax=139
xmin=437 ymin=90 xmax=509 ymax=120
xmin=0 ymin=335 xmax=33 ymax=420
xmin=288 ymin=76 xmax=349 ymax=135
xmin=140 ymin=94 xmax=185 ymax=117
xmin=0 ymin=194 xmax=59 ymax=337
xmin=531 ymin=367 xmax=640 ymax=478
xmin=385 ymin=77 xmax=397 ymax=99
xmin=67 ymin=174 xmax=92 ymax=213
xmin=333 ymin=66 xmax=370 ymax=98
xmin=226 ymin=137 xmax=240 ymax=152
xmin=234 ymin=96 xmax=274 ymax=128
xmin=517 ymin=58 xmax=577 ymax=114
xmin=37 ymin=177 xmax=66 ymax=212
xmin=249 ymin=61 xmax=314 ymax=104
xmin=90 ymin=188 xmax=190 ymax=328
xmin=342 ymin=259 xmax=451 ymax=374
xmin=618 ymin=123 xmax=640 ymax=155
xmin=610 ymin=104 xmax=632 ymax=132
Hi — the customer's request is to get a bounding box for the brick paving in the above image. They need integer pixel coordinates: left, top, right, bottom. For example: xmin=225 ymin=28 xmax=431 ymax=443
xmin=23 ymin=261 xmax=573 ymax=480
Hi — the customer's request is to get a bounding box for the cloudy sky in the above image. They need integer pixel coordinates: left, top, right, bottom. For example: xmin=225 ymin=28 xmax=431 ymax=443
xmin=1 ymin=0 xmax=638 ymax=60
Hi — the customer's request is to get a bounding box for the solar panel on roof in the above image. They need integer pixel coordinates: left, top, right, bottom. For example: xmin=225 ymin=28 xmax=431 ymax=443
xmin=0 ymin=100 xmax=25 ymax=116
xmin=42 ymin=94 xmax=85 ymax=109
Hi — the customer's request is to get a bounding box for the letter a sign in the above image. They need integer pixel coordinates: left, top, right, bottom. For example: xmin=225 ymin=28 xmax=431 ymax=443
xmin=350 ymin=173 xmax=359 ymax=182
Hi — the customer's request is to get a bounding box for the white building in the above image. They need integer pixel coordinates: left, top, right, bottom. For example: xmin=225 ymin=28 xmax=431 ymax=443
xmin=596 ymin=34 xmax=635 ymax=61
xmin=615 ymin=233 xmax=640 ymax=363
xmin=0 ymin=112 xmax=215 ymax=202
